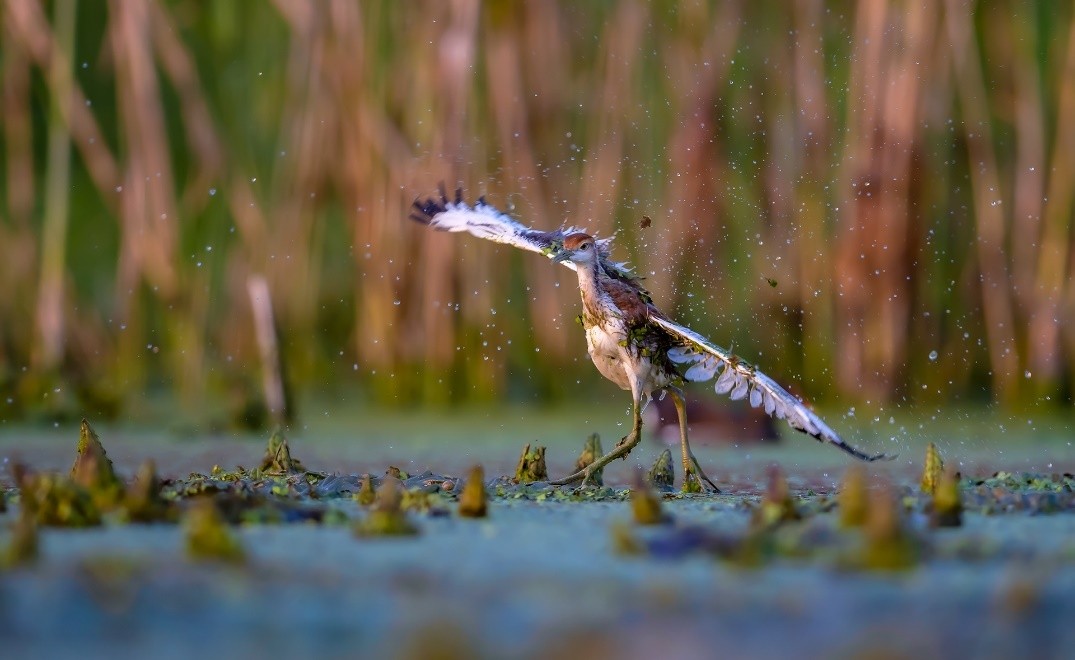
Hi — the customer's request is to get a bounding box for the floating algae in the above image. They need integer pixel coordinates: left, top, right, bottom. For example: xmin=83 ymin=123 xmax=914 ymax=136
xmin=514 ymin=443 xmax=548 ymax=484
xmin=646 ymin=449 xmax=674 ymax=492
xmin=184 ymin=499 xmax=245 ymax=563
xmin=921 ymin=442 xmax=944 ymax=495
xmin=458 ymin=465 xmax=488 ymax=518
xmin=574 ymin=434 xmax=605 ymax=487
xmin=354 ymin=478 xmax=418 ymax=537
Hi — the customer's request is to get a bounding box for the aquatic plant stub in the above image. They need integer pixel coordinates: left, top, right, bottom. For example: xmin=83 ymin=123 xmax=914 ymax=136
xmin=259 ymin=427 xmax=307 ymax=474
xmin=838 ymin=464 xmax=868 ymax=528
xmin=1 ymin=513 xmax=39 ymax=568
xmin=124 ymin=460 xmax=175 ymax=523
xmin=514 ymin=443 xmax=548 ymax=483
xmin=647 ymin=448 xmax=675 ymax=492
xmin=574 ymin=434 xmax=605 ymax=486
xmin=184 ymin=499 xmax=246 ymax=564
xmin=354 ymin=478 xmax=419 ymax=537
xmin=751 ymin=465 xmax=802 ymax=531
xmin=860 ymin=484 xmax=920 ymax=571
xmin=921 ymin=442 xmax=944 ymax=495
xmin=930 ymin=468 xmax=963 ymax=528
xmin=631 ymin=471 xmax=669 ymax=525
xmin=458 ymin=465 xmax=488 ymax=518
xmin=71 ymin=419 xmax=123 ymax=504
xmin=355 ymin=474 xmax=377 ymax=506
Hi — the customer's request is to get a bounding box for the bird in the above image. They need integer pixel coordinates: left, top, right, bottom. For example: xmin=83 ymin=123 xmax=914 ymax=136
xmin=409 ymin=185 xmax=891 ymax=490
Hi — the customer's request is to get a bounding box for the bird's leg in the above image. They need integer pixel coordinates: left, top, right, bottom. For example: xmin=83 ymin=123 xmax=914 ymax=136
xmin=669 ymin=387 xmax=720 ymax=493
xmin=550 ymin=390 xmax=644 ymax=487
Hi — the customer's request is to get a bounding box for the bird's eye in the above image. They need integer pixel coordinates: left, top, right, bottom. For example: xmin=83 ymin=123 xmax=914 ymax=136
xmin=580 ymin=243 xmax=590 ymax=251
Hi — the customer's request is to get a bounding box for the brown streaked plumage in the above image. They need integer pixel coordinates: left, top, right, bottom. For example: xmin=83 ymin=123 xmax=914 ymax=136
xmin=550 ymin=230 xmax=717 ymax=489
xmin=409 ymin=188 xmax=892 ymax=489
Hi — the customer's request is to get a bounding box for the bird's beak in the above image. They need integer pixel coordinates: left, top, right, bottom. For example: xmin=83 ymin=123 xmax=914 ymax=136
xmin=551 ymin=250 xmax=569 ymax=263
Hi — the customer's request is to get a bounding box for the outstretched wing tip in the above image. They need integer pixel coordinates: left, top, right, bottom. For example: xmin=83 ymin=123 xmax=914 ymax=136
xmin=656 ymin=315 xmax=889 ymax=462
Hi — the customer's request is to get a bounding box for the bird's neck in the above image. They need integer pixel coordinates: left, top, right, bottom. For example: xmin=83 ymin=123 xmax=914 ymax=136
xmin=575 ymin=262 xmax=611 ymax=323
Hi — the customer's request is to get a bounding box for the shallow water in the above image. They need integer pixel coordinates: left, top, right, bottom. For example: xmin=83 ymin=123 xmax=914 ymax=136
xmin=1 ymin=406 xmax=1074 ymax=659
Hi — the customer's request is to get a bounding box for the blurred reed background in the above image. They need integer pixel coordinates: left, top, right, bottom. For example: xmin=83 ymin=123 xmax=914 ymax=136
xmin=1 ymin=0 xmax=1073 ymax=427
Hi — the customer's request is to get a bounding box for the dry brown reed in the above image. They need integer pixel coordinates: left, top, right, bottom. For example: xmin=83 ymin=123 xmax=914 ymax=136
xmin=1 ymin=1 xmax=1073 ymax=421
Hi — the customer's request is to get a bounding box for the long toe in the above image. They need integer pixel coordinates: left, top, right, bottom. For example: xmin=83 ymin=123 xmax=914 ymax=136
xmin=686 ymin=459 xmax=720 ymax=494
xmin=550 ymin=469 xmax=585 ymax=487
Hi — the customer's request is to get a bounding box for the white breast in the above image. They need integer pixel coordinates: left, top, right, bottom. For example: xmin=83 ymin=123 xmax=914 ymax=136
xmin=584 ymin=320 xmax=674 ymax=397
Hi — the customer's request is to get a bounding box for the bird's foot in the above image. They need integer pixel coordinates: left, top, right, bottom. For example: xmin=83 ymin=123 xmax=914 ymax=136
xmin=682 ymin=455 xmax=720 ymax=494
xmin=549 ymin=466 xmax=588 ymax=487
xmin=550 ymin=431 xmax=641 ymax=487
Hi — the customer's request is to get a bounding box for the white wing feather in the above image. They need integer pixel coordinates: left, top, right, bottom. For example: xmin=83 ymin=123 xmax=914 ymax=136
xmin=656 ymin=316 xmax=892 ymax=462
xmin=410 ymin=186 xmax=637 ymax=281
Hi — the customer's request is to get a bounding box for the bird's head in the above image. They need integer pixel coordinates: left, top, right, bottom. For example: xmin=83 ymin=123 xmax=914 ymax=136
xmin=553 ymin=232 xmax=598 ymax=266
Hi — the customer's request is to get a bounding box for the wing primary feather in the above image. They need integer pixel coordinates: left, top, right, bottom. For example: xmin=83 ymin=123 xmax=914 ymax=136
xmin=650 ymin=315 xmax=893 ymax=462
xmin=409 ymin=188 xmax=644 ymax=283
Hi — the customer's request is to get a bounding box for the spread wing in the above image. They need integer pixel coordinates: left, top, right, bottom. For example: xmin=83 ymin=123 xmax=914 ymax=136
xmin=410 ymin=185 xmax=638 ymax=281
xmin=654 ymin=316 xmax=893 ymax=462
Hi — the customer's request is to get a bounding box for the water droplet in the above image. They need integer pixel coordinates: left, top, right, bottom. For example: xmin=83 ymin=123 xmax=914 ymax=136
xmin=928 ymin=350 xmax=938 ymax=361
xmin=209 ymin=188 xmax=217 ymax=196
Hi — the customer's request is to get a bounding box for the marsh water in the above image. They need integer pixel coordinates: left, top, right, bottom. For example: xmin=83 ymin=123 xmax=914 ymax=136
xmin=2 ymin=404 xmax=1075 ymax=659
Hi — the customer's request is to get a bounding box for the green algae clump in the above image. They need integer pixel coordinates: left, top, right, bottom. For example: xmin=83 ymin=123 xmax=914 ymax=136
xmin=514 ymin=443 xmax=548 ymax=484
xmin=184 ymin=499 xmax=246 ymax=564
xmin=646 ymin=448 xmax=674 ymax=492
xmin=574 ymin=434 xmax=605 ymax=487
xmin=458 ymin=465 xmax=488 ymax=518
xmin=920 ymin=442 xmax=944 ymax=495
xmin=20 ymin=470 xmax=102 ymax=527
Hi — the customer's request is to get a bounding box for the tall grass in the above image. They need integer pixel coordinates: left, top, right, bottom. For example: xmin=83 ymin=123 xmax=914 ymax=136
xmin=1 ymin=0 xmax=1073 ymax=423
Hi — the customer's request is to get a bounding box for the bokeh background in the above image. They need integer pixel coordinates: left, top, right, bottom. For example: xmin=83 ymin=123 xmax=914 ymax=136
xmin=1 ymin=0 xmax=1074 ymax=428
